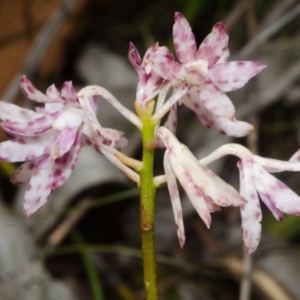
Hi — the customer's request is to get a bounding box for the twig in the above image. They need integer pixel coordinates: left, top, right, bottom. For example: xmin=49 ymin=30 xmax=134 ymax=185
xmin=46 ymin=188 xmax=140 ymax=247
xmin=239 ymin=252 xmax=253 ymax=300
xmin=223 ymin=1 xmax=245 ymax=31
xmin=256 ymin=0 xmax=297 ymax=32
xmin=235 ymin=2 xmax=300 ymax=59
xmin=219 ymin=256 xmax=292 ymax=300
xmin=237 ymin=58 xmax=300 ymax=119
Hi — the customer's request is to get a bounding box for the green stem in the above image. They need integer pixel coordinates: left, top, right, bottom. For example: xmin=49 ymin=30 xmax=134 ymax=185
xmin=139 ymin=104 xmax=158 ymax=299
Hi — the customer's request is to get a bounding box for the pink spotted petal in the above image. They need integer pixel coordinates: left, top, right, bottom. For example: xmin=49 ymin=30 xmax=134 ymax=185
xmin=136 ymin=73 xmax=164 ymax=104
xmin=198 ymin=164 xmax=245 ymax=207
xmin=0 ymin=133 xmax=52 ymax=162
xmin=43 ymin=102 xmax=65 ymax=114
xmin=259 ymin=192 xmax=284 ymax=221
xmin=51 ymin=128 xmax=82 ymax=189
xmin=237 ymin=160 xmax=262 ymax=254
xmin=23 ymin=155 xmax=53 ymax=217
xmin=11 ymin=160 xmax=36 ymax=184
xmin=182 ymin=91 xmax=253 ymax=137
xmin=196 ymin=22 xmax=229 ymax=67
xmin=1 ymin=111 xmax=60 ymax=136
xmin=168 ymin=152 xmax=212 ymax=228
xmin=196 ymin=81 xmax=235 ymax=119
xmin=196 ymin=113 xmax=253 ymax=138
xmin=0 ymin=101 xmax=43 ymax=122
xmin=51 ymin=127 xmax=78 ymax=159
xmin=162 ymin=104 xmax=177 ymax=134
xmin=100 ymin=127 xmax=128 ymax=150
xmin=152 ymin=85 xmax=190 ymax=123
xmin=46 ymin=84 xmax=60 ymax=98
xmin=61 ymin=81 xmax=80 ymax=107
xmin=164 ymin=153 xmax=185 ymax=248
xmin=202 ymin=195 xmax=221 ymax=213
xmin=143 ymin=44 xmax=174 ymax=64
xmin=213 ymin=78 xmax=249 ymax=93
xmin=20 ymin=76 xmax=60 ymax=103
xmin=128 ymin=42 xmax=142 ymax=72
xmin=253 ymin=164 xmax=300 ymax=216
xmin=151 ymin=55 xmax=185 ymax=81
xmin=131 ymin=43 xmax=169 ymax=65
xmin=42 ymin=85 xmax=64 ymax=113
xmin=77 ymin=95 xmax=112 ymax=145
xmin=53 ymin=106 xmax=85 ymax=131
xmin=216 ymin=48 xmax=230 ymax=64
xmin=154 ymin=46 xmax=174 ymax=60
xmin=211 ymin=117 xmax=252 ymax=137
xmin=209 ymin=61 xmax=266 ymax=92
xmin=130 ymin=43 xmax=173 ymax=104
xmin=173 ymin=12 xmax=196 ymax=63
xmin=142 ymin=43 xmax=159 ymax=65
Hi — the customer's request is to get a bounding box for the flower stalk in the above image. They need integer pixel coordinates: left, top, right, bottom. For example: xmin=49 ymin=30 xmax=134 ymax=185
xmin=138 ymin=100 xmax=159 ymax=299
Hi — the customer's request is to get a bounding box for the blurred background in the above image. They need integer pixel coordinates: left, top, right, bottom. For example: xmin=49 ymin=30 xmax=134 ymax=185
xmin=1 ymin=0 xmax=300 ymax=299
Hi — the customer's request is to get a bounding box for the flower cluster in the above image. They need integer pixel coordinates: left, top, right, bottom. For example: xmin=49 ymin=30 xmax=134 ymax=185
xmin=150 ymin=12 xmax=265 ymax=137
xmin=199 ymin=144 xmax=300 ymax=253
xmin=0 ymin=76 xmax=136 ymax=216
xmin=0 ymin=11 xmax=299 ymax=255
xmin=157 ymin=127 xmax=246 ymax=248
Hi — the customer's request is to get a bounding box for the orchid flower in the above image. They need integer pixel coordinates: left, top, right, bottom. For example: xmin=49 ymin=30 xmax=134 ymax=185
xmin=151 ymin=12 xmax=265 ymax=137
xmin=157 ymin=127 xmax=246 ymax=247
xmin=128 ymin=42 xmax=173 ymax=108
xmin=0 ymin=76 xmax=132 ymax=216
xmin=199 ymin=143 xmax=300 ymax=253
